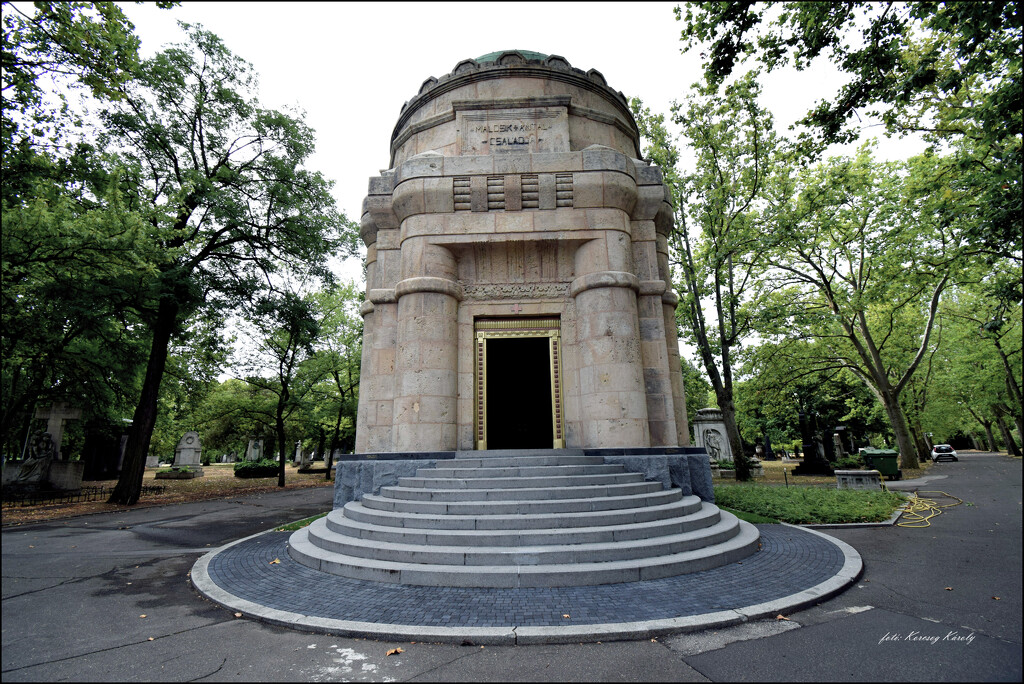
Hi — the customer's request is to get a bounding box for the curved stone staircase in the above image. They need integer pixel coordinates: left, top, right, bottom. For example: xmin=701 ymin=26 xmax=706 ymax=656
xmin=288 ymin=449 xmax=760 ymax=587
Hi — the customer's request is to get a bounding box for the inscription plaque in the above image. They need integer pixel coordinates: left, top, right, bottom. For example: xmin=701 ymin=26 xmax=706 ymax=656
xmin=456 ymin=107 xmax=569 ymax=155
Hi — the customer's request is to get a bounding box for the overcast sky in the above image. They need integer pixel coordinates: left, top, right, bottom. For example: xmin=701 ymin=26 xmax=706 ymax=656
xmin=119 ymin=1 xmax=926 ymax=284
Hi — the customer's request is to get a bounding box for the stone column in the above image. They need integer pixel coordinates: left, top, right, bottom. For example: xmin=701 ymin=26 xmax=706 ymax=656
xmin=391 ymin=238 xmax=461 ymax=452
xmin=571 ymin=234 xmax=650 ymax=448
xmin=355 ymin=173 xmax=399 ymax=453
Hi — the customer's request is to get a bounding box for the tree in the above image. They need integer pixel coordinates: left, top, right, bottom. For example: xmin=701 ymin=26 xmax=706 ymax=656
xmin=632 ymin=71 xmax=782 ymax=480
xmin=239 ymin=290 xmax=323 ymax=487
xmin=2 ymin=2 xmax=173 ymax=457
xmin=307 ymin=281 xmax=362 ymax=479
xmin=758 ymin=146 xmax=987 ymax=468
xmin=677 ymin=1 xmax=1022 ymax=256
xmin=103 ymin=23 xmax=356 ymax=504
xmin=0 ymin=170 xmax=156 ymax=458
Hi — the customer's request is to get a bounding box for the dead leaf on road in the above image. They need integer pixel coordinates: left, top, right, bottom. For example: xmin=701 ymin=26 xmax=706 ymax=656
xmin=269 ymin=558 xmax=281 ymax=564
xmin=386 ymin=647 xmax=404 ymax=656
xmin=945 ymin=587 xmax=953 ymax=591
xmin=776 ymin=615 xmax=791 ymax=621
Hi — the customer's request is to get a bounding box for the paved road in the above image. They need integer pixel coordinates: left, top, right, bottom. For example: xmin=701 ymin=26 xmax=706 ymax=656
xmin=3 ymin=452 xmax=1020 ymax=682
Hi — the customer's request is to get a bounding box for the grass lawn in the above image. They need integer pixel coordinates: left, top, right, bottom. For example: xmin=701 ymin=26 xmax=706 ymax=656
xmin=2 ymin=462 xmax=333 ymax=526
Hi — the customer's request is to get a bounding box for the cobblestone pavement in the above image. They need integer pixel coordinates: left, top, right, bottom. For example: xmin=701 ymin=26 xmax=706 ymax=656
xmin=203 ymin=524 xmax=846 ymax=628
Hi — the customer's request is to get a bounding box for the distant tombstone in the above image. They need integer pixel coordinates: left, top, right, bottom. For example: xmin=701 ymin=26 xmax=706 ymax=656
xmin=172 ymin=431 xmax=204 ymax=476
xmin=762 ymin=434 xmax=777 ymax=460
xmin=245 ymin=439 xmax=262 ymax=461
xmin=34 ymin=402 xmax=82 ymax=460
xmin=833 ymin=433 xmax=847 ymax=459
xmin=145 ymin=454 xmax=159 ymax=468
xmin=297 ymin=442 xmax=313 ymax=470
xmin=692 ymin=408 xmax=732 ymax=463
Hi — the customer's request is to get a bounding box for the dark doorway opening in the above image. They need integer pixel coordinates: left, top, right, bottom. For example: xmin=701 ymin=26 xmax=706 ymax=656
xmin=486 ymin=337 xmax=553 ymax=449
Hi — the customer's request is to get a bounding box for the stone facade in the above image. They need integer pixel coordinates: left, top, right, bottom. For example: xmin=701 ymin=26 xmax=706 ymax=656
xmin=355 ymin=51 xmax=689 ymax=454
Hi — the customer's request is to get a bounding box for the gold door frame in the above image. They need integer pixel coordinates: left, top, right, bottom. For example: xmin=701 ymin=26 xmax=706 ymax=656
xmin=474 ymin=317 xmax=564 ymax=450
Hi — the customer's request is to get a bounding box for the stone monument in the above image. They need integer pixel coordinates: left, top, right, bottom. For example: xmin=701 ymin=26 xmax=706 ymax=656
xmin=34 ymin=402 xmax=81 ymax=460
xmin=692 ymin=408 xmax=732 ymax=463
xmin=355 ymin=49 xmax=689 ymax=455
xmin=171 ymin=431 xmax=204 ymax=477
xmin=245 ymin=438 xmax=262 ymax=462
xmin=290 ymin=51 xmax=758 ymax=592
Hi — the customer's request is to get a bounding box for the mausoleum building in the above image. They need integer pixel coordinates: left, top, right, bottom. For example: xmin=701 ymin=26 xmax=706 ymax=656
xmin=355 ymin=50 xmax=688 ymax=454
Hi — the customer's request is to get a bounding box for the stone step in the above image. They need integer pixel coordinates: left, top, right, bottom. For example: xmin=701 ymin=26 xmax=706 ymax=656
xmin=359 ymin=488 xmax=683 ymax=515
xmin=452 ymin=455 xmax=606 ymax=468
xmin=340 ymin=496 xmax=702 ymax=531
xmin=305 ymin=511 xmax=742 ymax=566
xmin=323 ymin=499 xmax=720 ymax=546
xmin=288 ymin=513 xmax=761 ymax=587
xmin=378 ymin=481 xmax=664 ymax=501
xmin=415 ymin=464 xmax=627 ymax=479
xmin=398 ymin=472 xmax=646 ymax=489
xmin=455 ymin=448 xmax=586 ymax=459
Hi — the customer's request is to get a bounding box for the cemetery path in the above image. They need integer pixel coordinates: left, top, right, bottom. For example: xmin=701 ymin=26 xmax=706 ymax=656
xmin=2 ymin=453 xmax=1020 ymax=682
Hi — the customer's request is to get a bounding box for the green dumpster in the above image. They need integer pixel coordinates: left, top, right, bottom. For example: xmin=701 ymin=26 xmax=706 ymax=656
xmin=860 ymin=448 xmax=902 ymax=480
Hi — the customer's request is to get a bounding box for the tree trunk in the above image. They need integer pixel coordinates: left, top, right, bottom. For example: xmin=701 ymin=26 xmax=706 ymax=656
xmin=878 ymin=389 xmax=919 ymax=469
xmin=108 ymin=296 xmax=179 ymax=505
xmin=982 ymin=420 xmax=998 ymax=452
xmin=716 ymin=394 xmax=751 ymax=481
xmin=996 ymin=415 xmax=1021 ymax=456
xmin=276 ymin=400 xmax=287 ymax=488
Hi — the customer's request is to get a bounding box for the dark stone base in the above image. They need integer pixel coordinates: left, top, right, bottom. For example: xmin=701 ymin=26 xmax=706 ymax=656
xmin=334 ymin=447 xmax=715 ymax=509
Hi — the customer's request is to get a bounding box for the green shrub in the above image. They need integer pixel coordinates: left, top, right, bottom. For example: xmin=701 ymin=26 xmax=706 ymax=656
xmin=714 ymin=484 xmax=907 ymax=524
xmin=834 ymin=456 xmax=864 ymax=469
xmin=718 ymin=461 xmax=736 ymax=470
xmin=234 ymin=458 xmax=279 ymax=478
xmin=157 ymin=466 xmax=192 ymax=474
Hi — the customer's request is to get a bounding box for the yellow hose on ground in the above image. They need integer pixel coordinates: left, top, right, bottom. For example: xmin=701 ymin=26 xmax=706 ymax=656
xmin=896 ymin=491 xmax=963 ymax=528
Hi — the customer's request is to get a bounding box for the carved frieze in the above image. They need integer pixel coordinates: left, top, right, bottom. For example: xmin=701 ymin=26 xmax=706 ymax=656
xmin=462 ymin=282 xmax=570 ymax=300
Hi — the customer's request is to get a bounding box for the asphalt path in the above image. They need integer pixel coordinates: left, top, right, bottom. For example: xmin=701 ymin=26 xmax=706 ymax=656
xmin=3 ymin=452 xmax=1020 ymax=682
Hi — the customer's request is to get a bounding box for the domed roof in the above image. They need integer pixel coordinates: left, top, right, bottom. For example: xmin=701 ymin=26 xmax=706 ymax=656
xmin=475 ymin=49 xmax=549 ymax=63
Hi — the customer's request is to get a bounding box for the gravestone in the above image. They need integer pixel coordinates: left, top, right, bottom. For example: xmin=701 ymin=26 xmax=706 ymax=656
xmin=145 ymin=454 xmax=159 ymax=468
xmin=34 ymin=402 xmax=81 ymax=460
xmin=171 ymin=431 xmax=204 ymax=477
xmin=297 ymin=442 xmax=313 ymax=470
xmin=692 ymin=409 xmax=732 ymax=463
xmin=245 ymin=438 xmax=262 ymax=461
xmin=833 ymin=432 xmax=847 ymax=459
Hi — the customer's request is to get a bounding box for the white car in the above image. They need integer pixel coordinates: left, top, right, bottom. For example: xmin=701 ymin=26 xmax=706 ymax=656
xmin=931 ymin=444 xmax=959 ymax=462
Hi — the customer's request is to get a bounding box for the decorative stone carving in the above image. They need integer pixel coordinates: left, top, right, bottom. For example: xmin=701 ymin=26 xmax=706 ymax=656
xmin=692 ymin=409 xmax=732 ymax=463
xmin=462 ymin=283 xmax=570 ymax=301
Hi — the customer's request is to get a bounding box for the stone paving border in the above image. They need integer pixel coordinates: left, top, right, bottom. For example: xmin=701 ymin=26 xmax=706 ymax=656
xmin=190 ymin=523 xmax=862 ymax=645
